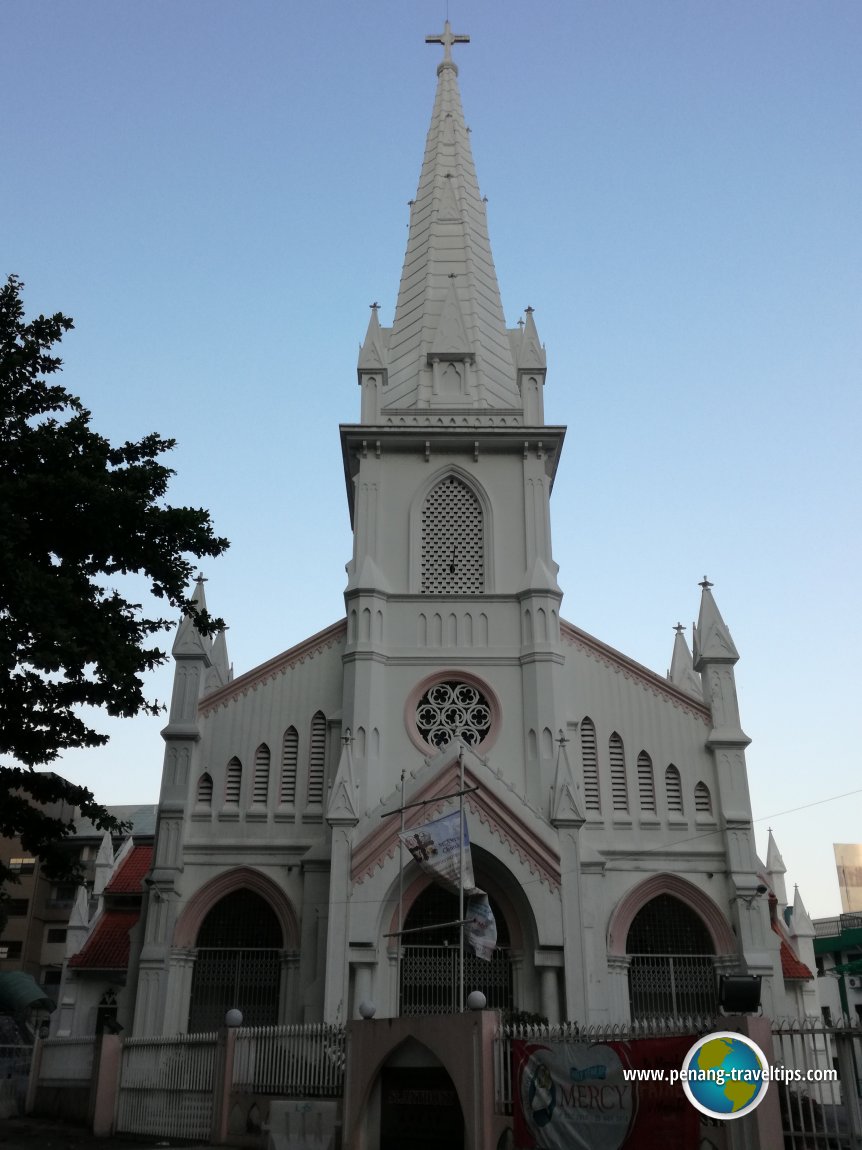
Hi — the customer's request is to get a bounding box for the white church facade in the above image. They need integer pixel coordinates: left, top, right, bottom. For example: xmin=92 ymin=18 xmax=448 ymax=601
xmin=128 ymin=25 xmax=810 ymax=1041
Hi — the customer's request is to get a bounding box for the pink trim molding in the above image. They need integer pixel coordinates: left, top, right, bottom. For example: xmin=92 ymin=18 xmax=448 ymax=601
xmin=607 ymin=873 xmax=736 ymax=956
xmin=173 ymin=866 xmax=300 ymax=949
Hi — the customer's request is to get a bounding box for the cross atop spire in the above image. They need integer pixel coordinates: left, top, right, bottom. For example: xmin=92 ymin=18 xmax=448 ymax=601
xmin=426 ymin=20 xmax=469 ymax=70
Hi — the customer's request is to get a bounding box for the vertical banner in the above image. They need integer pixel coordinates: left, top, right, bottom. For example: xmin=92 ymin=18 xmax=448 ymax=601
xmin=465 ymin=892 xmax=497 ymax=961
xmin=513 ymin=1036 xmax=697 ymax=1150
xmin=398 ymin=812 xmax=497 ymax=959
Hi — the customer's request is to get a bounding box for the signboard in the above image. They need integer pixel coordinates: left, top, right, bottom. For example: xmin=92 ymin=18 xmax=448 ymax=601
xmin=512 ymin=1036 xmax=698 ymax=1150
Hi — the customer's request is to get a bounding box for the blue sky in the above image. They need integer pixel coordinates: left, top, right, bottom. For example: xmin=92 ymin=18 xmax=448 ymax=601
xmin=4 ymin=1 xmax=860 ymax=916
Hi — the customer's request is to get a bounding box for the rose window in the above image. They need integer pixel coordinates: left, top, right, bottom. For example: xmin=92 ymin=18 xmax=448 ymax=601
xmin=415 ymin=681 xmax=492 ymax=748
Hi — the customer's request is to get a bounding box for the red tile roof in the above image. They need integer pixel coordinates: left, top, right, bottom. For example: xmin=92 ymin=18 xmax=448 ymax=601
xmin=105 ymin=844 xmax=153 ymax=893
xmin=772 ymin=921 xmax=814 ymax=981
xmin=68 ymin=909 xmax=140 ymax=970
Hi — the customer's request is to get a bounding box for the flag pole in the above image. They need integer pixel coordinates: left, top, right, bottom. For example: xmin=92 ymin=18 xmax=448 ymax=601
xmin=459 ymin=745 xmax=465 ymax=1013
xmin=398 ymin=768 xmax=406 ymax=1010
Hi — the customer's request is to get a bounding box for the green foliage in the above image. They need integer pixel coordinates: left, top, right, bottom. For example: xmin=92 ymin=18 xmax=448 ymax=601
xmin=0 ymin=275 xmax=229 ymax=908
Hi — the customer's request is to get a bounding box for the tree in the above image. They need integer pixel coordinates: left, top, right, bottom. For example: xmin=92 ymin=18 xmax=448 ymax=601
xmin=0 ymin=275 xmax=229 ymax=914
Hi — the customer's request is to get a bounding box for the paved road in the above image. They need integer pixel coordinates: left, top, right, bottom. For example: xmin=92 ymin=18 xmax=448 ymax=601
xmin=0 ymin=1118 xmax=220 ymax=1150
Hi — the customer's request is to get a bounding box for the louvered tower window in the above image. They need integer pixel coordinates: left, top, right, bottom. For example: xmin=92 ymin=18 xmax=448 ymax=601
xmin=308 ymin=712 xmax=326 ymax=804
xmin=253 ymin=744 xmax=270 ymax=806
xmin=695 ymin=781 xmax=713 ymax=815
xmin=280 ymin=727 xmax=298 ymax=805
xmin=225 ymin=757 xmax=242 ymax=806
xmin=609 ymin=732 xmax=628 ymax=812
xmin=637 ymin=752 xmax=656 ymax=812
xmin=665 ymin=764 xmax=683 ymax=813
xmin=197 ymin=773 xmax=213 ymax=807
xmin=580 ymin=717 xmax=600 ymax=812
xmin=420 ymin=475 xmax=484 ymax=594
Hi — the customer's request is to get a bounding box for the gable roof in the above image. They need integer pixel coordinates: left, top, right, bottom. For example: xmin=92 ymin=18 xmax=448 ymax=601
xmin=68 ymin=909 xmax=140 ymax=970
xmin=105 ymin=844 xmax=152 ymax=893
xmin=771 ymin=920 xmax=814 ymax=981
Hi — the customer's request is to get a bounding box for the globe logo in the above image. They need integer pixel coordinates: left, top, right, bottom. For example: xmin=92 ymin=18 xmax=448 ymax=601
xmin=682 ymin=1031 xmax=768 ymax=1120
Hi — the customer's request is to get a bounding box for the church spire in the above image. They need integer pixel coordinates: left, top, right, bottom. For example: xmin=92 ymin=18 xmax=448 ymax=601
xmin=381 ymin=23 xmax=520 ymax=412
xmin=667 ymin=623 xmax=703 ymax=699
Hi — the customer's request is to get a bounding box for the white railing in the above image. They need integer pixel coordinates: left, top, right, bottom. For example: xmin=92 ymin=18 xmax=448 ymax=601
xmin=38 ymin=1036 xmax=96 ymax=1081
xmin=116 ymin=1032 xmax=218 ymax=1140
xmin=232 ymin=1024 xmax=345 ymax=1096
xmin=772 ymin=1016 xmax=862 ymax=1147
xmin=493 ymin=1017 xmax=716 ymax=1114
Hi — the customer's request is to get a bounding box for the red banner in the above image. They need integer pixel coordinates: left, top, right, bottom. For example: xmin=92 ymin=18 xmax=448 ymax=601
xmin=512 ymin=1035 xmax=698 ymax=1150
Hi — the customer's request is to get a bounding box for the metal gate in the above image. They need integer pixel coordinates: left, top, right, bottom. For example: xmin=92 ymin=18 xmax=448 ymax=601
xmin=400 ymin=944 xmax=513 ymax=1015
xmin=628 ymin=954 xmax=718 ymax=1019
xmin=773 ymin=1017 xmax=862 ymax=1148
xmin=116 ymin=1032 xmax=218 ymax=1140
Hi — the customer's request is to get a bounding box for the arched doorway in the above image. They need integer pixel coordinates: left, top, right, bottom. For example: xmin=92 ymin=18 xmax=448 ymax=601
xmin=380 ymin=1060 xmax=464 ymax=1150
xmin=626 ymin=894 xmax=718 ymax=1019
xmin=399 ymin=884 xmax=513 ymax=1015
xmin=188 ymin=889 xmax=282 ymax=1031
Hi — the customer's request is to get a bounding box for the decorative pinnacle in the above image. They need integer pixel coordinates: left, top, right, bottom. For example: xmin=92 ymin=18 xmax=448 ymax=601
xmin=699 ymin=576 xmax=714 ymax=590
xmin=674 ymin=622 xmax=685 ymax=634
xmin=426 ymin=19 xmax=470 ymax=65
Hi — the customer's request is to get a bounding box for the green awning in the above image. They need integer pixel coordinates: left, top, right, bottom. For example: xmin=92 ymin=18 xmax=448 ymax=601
xmin=0 ymin=971 xmax=56 ymax=1014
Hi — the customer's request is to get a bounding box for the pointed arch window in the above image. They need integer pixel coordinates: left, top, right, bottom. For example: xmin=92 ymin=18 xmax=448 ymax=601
xmin=626 ymin=894 xmax=718 ymax=1019
xmin=280 ymin=727 xmax=298 ymax=805
xmin=665 ymin=764 xmax=683 ymax=813
xmin=580 ymin=717 xmax=600 ymax=812
xmin=637 ymin=752 xmax=656 ymax=813
xmin=695 ymin=781 xmax=713 ymax=816
xmin=253 ymin=744 xmax=270 ymax=806
xmin=609 ymin=732 xmax=628 ymax=812
xmin=420 ymin=475 xmax=484 ymax=594
xmin=399 ymin=884 xmax=513 ymax=1015
xmin=188 ymin=890 xmax=282 ymax=1032
xmin=307 ymin=712 xmax=326 ymax=805
xmin=196 ymin=773 xmax=213 ymax=807
xmin=224 ymin=757 xmax=242 ymax=806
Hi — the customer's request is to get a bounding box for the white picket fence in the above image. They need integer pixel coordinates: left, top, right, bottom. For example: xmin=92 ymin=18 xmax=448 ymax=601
xmin=232 ymin=1024 xmax=345 ymax=1096
xmin=115 ymin=1031 xmax=218 ymax=1140
xmin=772 ymin=1016 xmax=862 ymax=1148
xmin=38 ymin=1035 xmax=96 ymax=1081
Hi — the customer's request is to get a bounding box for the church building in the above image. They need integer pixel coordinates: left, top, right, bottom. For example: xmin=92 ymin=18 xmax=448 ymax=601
xmin=130 ymin=24 xmax=792 ymax=1040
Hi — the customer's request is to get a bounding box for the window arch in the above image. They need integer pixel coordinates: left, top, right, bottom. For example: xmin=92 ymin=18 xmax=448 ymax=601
xmin=695 ymin=781 xmax=713 ymax=816
xmin=196 ymin=772 xmax=213 ymax=807
xmin=188 ymin=889 xmax=282 ymax=1032
xmin=280 ymin=727 xmax=298 ymax=805
xmin=609 ymin=732 xmax=628 ymax=812
xmin=252 ymin=744 xmax=270 ymax=806
xmin=665 ymin=764 xmax=683 ymax=813
xmin=420 ymin=474 xmax=484 ymax=594
xmin=307 ymin=712 xmax=326 ymax=804
xmin=637 ymin=751 xmax=655 ymax=813
xmin=626 ymin=894 xmax=717 ymax=1019
xmin=580 ymin=717 xmax=600 ymax=812
xmin=224 ymin=757 xmax=242 ymax=806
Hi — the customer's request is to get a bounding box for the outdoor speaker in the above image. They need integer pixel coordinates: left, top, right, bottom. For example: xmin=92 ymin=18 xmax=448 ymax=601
xmin=718 ymin=974 xmax=762 ymax=1014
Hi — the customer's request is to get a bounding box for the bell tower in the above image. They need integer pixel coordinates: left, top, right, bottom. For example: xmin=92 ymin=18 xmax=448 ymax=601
xmin=339 ymin=23 xmax=568 ymax=814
